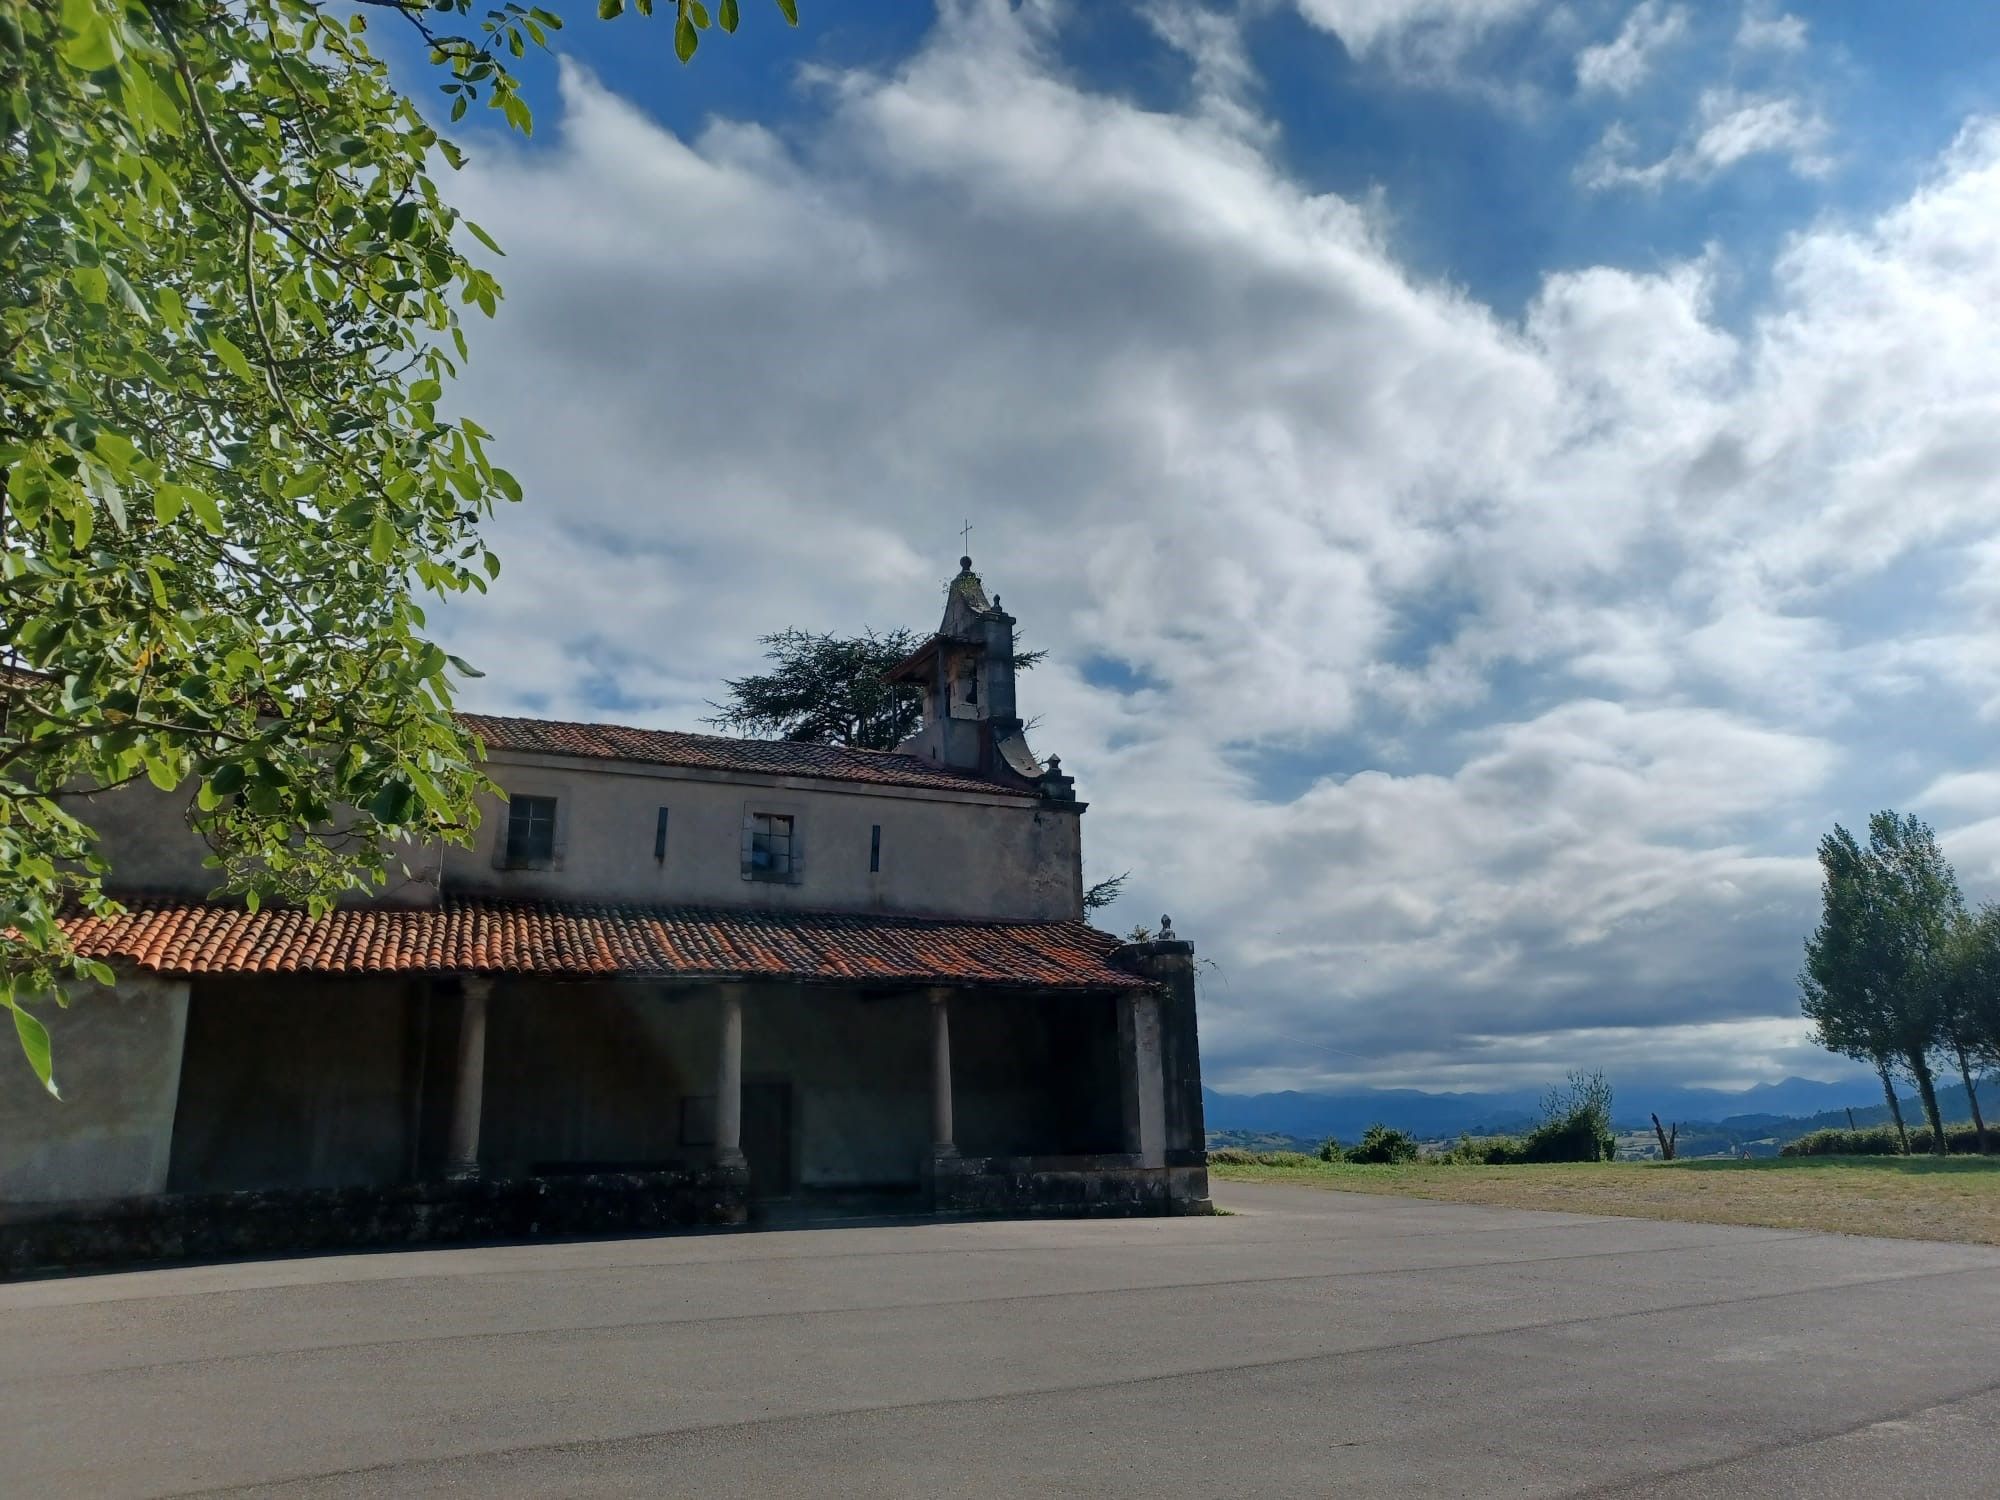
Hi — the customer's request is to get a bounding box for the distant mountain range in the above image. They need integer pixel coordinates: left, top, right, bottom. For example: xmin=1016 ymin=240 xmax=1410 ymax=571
xmin=1202 ymin=1075 xmax=1948 ymax=1144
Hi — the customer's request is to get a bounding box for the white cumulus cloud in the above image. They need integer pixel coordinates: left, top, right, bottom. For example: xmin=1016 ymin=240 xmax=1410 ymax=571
xmin=1575 ymin=1 xmax=1689 ymax=96
xmin=433 ymin=3 xmax=2000 ymax=1092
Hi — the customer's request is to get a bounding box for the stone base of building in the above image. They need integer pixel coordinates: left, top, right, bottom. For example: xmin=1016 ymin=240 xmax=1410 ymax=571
xmin=0 ymin=1167 xmax=744 ymax=1280
xmin=932 ymin=1153 xmax=1213 ymax=1217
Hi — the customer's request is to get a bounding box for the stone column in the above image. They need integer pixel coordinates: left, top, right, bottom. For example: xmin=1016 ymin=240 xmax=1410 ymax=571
xmin=714 ymin=989 xmax=746 ymax=1170
xmin=930 ymin=991 xmax=957 ymax=1158
xmin=446 ymin=976 xmax=491 ymax=1178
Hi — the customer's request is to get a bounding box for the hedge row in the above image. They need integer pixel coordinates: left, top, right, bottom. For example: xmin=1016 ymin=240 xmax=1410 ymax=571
xmin=1781 ymin=1124 xmax=1997 ymax=1157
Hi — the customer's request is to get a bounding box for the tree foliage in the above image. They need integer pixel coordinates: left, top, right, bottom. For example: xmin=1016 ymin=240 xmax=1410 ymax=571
xmin=705 ymin=626 xmax=1047 ymax=751
xmin=1799 ymin=811 xmax=1988 ymax=1154
xmin=706 ymin=629 xmax=929 ymax=751
xmin=1082 ymin=869 xmax=1127 ymax=915
xmin=1 ymin=0 xmax=795 ymax=1092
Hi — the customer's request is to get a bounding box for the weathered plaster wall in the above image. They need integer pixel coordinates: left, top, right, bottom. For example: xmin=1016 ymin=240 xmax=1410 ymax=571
xmin=446 ymin=756 xmax=1084 ymax=921
xmin=167 ymin=977 xmax=417 ymax=1193
xmin=0 ymin=971 xmax=189 ymax=1204
xmin=479 ymin=983 xmax=710 ymax=1177
xmin=80 ymin=781 xmax=444 ymax=903
xmin=741 ymin=985 xmax=931 ymax=1189
xmin=477 ymin=981 xmax=933 ymax=1191
xmin=82 ymin=758 xmax=1085 ymax=923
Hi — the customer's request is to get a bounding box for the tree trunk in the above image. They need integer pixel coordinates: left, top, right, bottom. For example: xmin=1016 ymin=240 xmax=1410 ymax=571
xmin=1954 ymin=1042 xmax=1988 ymax=1155
xmin=1877 ymin=1061 xmax=1909 ymax=1154
xmin=1650 ymin=1113 xmax=1677 ymax=1162
xmin=1906 ymin=1049 xmax=1947 ymax=1153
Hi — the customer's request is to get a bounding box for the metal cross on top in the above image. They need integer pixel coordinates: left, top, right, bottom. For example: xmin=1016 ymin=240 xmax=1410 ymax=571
xmin=959 ymin=518 xmax=974 ymax=554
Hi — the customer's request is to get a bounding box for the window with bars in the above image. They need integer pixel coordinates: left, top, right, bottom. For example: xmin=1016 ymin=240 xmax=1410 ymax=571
xmin=746 ymin=812 xmax=795 ymax=881
xmin=502 ymin=794 xmax=558 ymax=867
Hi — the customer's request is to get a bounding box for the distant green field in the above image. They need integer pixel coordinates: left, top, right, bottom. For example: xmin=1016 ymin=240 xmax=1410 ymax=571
xmin=1210 ymin=1155 xmax=2000 ymax=1246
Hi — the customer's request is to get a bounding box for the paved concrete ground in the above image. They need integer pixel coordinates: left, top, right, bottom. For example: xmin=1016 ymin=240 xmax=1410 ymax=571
xmin=4 ymin=1178 xmax=1999 ymax=1497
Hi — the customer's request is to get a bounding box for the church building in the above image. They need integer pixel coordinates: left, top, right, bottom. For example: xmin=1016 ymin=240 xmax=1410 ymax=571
xmin=0 ymin=559 xmax=1209 ymax=1273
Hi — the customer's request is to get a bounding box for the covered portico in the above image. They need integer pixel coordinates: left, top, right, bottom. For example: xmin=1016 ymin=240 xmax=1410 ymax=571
xmin=1 ymin=899 xmax=1207 ymax=1272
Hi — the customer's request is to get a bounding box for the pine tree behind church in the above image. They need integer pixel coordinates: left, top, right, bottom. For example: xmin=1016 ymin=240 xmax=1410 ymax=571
xmin=705 ymin=629 xmax=927 ymax=750
xmin=706 ymin=628 xmax=1046 ymax=750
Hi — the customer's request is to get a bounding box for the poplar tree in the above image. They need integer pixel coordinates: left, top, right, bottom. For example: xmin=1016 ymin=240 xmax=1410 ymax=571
xmin=1800 ymin=813 xmax=1963 ymax=1153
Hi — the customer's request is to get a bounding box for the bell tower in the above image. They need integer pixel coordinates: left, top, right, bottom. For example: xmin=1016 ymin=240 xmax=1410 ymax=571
xmin=887 ymin=557 xmax=1074 ymax=801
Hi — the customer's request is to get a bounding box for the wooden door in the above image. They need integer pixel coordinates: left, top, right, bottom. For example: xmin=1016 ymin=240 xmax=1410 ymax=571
xmin=742 ymin=1079 xmax=794 ymax=1199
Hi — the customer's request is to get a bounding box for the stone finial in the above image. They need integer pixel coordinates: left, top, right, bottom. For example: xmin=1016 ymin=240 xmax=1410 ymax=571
xmin=1159 ymin=915 xmax=1175 ymax=939
xmin=1047 ymin=754 xmax=1061 ymax=772
xmin=959 ymin=555 xmax=973 ymax=572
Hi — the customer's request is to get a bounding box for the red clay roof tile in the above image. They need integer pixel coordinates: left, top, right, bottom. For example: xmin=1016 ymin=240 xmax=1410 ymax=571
xmin=61 ymin=900 xmax=1147 ymax=990
xmin=459 ymin=714 xmax=1037 ymax=798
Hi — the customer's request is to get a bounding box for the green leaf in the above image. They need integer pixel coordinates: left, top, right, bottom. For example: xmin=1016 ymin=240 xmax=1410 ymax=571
xmin=57 ymin=0 xmax=118 ymax=71
xmin=369 ymin=510 xmax=396 ymax=564
xmin=367 ymin=779 xmax=415 ymax=824
xmin=776 ymin=0 xmax=798 ymax=24
xmin=465 ymin=219 xmax=505 ymax=257
xmin=675 ymin=10 xmax=698 ymax=59
xmin=409 ymin=378 xmax=443 ymax=403
xmin=73 ymin=265 xmax=108 ymax=304
xmin=104 ymin=265 xmax=149 ymax=322
xmin=720 ymin=0 xmax=739 ymax=30
xmin=208 ymin=332 xmax=255 ymax=384
xmin=11 ymin=1005 xmax=58 ymax=1099
xmin=491 ymin=467 xmax=522 ymax=503
xmin=185 ymin=487 xmax=224 ymax=535
xmin=388 ymin=201 xmax=420 ymax=240
xmin=688 ymin=1 xmax=711 ymax=27
xmin=598 ymin=0 xmax=623 ymax=17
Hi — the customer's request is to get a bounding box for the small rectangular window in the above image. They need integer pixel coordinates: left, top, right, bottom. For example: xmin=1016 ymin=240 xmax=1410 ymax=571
xmin=748 ymin=812 xmax=794 ymax=880
xmin=504 ymin=794 xmax=558 ymax=867
xmin=869 ymin=824 xmax=881 ymax=874
xmin=654 ymin=806 xmax=670 ymax=863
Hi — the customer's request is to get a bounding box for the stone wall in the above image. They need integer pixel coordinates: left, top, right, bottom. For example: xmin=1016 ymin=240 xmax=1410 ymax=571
xmin=932 ymin=1154 xmax=1212 ymax=1218
xmin=0 ymin=1168 xmax=744 ymax=1279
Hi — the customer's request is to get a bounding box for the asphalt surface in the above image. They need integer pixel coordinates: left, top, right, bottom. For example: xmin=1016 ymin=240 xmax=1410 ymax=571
xmin=4 ymin=1178 xmax=1999 ymax=1497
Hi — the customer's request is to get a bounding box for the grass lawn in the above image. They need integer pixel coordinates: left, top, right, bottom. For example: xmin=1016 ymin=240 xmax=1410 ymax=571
xmin=1210 ymin=1155 xmax=2000 ymax=1245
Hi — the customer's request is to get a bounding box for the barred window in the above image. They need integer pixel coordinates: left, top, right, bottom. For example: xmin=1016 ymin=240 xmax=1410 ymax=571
xmin=748 ymin=812 xmax=794 ymax=880
xmin=504 ymin=795 xmax=558 ymax=867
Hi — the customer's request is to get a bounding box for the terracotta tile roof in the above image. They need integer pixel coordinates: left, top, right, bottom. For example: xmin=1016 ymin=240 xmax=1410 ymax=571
xmin=61 ymin=900 xmax=1147 ymax=990
xmin=459 ymin=714 xmax=1037 ymax=798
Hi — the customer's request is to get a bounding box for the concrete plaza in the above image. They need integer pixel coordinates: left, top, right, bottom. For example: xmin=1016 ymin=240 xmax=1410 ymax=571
xmin=4 ymin=1178 xmax=1998 ymax=1496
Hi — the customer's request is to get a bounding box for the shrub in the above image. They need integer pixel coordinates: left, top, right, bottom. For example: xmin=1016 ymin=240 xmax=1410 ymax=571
xmin=1436 ymin=1133 xmax=1528 ymax=1164
xmin=1781 ymin=1124 xmax=1996 ymax=1157
xmin=1317 ymin=1137 xmax=1342 ymax=1162
xmin=1345 ymin=1124 xmax=1420 ymax=1164
xmin=1206 ymin=1147 xmax=1259 ymax=1165
xmin=1517 ymin=1070 xmax=1616 ymax=1163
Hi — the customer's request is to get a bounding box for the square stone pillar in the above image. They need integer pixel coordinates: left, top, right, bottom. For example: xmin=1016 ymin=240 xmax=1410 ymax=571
xmin=1111 ymin=933 xmax=1210 ymax=1212
xmin=1118 ymin=991 xmax=1167 ymax=1169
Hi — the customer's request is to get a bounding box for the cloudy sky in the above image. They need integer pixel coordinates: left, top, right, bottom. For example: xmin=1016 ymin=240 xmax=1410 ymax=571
xmin=421 ymin=0 xmax=2000 ymax=1098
